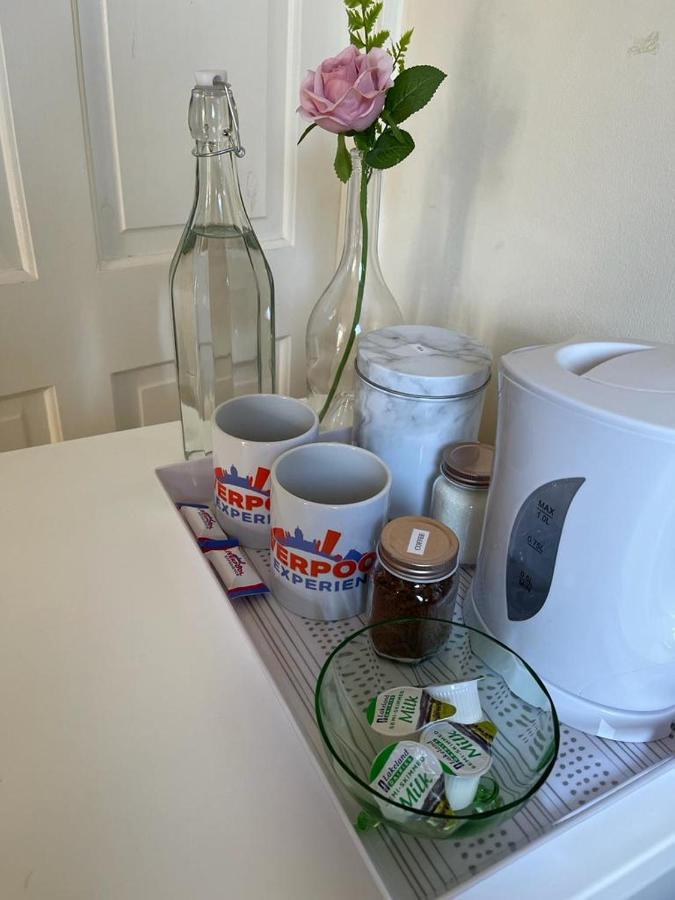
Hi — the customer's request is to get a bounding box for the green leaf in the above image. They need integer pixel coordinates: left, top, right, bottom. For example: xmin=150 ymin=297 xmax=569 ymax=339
xmin=365 ymin=128 xmax=415 ymax=169
xmin=353 ymin=123 xmax=377 ymax=152
xmin=364 ymin=2 xmax=383 ymax=31
xmin=297 ymin=122 xmax=317 ymax=146
xmin=369 ymin=29 xmax=389 ymax=48
xmin=334 ymin=134 xmax=353 ymax=183
xmin=384 ymin=65 xmax=447 ymax=123
xmin=347 ymin=10 xmax=363 ymax=29
xmin=350 ymin=32 xmax=365 ymax=49
xmin=353 ymin=133 xmax=370 ymax=153
xmin=344 ymin=0 xmax=361 ymax=8
xmin=399 ymin=28 xmax=414 ymax=52
xmin=380 ymin=110 xmax=405 ymax=142
xmin=396 ymin=28 xmax=414 ymax=71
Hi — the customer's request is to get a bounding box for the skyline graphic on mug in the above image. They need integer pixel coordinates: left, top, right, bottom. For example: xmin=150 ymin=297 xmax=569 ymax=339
xmin=270 ymin=525 xmax=376 ymax=593
xmin=215 ymin=464 xmax=271 ymax=496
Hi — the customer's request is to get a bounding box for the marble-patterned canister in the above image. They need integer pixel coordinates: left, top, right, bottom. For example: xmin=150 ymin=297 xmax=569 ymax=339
xmin=353 ymin=325 xmax=492 ymax=517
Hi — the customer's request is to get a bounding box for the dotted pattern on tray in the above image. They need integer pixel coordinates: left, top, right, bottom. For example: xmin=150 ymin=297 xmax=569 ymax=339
xmin=233 ymin=551 xmax=675 ymax=900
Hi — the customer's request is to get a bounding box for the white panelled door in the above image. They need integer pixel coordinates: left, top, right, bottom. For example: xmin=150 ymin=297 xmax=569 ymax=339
xmin=0 ymin=0 xmax=345 ymax=450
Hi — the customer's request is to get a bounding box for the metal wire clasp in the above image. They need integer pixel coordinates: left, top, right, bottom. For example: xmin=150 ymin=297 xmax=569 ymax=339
xmin=193 ymin=82 xmax=246 ymax=159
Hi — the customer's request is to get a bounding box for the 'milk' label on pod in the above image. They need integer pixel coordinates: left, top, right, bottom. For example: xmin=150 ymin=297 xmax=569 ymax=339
xmin=366 ymin=686 xmax=456 ymax=737
xmin=369 ymin=742 xmax=448 ymax=815
xmin=421 ymin=719 xmax=497 ymax=776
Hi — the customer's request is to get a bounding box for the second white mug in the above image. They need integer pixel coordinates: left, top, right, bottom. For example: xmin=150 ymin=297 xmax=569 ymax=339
xmin=270 ymin=442 xmax=391 ymax=620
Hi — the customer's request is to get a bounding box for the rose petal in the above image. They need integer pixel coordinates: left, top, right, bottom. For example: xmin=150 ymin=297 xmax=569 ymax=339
xmin=350 ymin=93 xmax=387 ymax=131
xmin=301 ymin=88 xmax=337 ymax=115
xmin=313 ymin=67 xmax=324 ymax=96
xmin=355 ymin=68 xmax=376 ymax=95
xmin=322 ymin=72 xmax=353 ymax=105
xmin=300 ymin=69 xmax=316 ymax=91
xmin=312 ymin=114 xmax=352 ymax=134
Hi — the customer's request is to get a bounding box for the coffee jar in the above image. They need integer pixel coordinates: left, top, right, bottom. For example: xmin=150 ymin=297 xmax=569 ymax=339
xmin=353 ymin=325 xmax=491 ymax=518
xmin=367 ymin=516 xmax=460 ymax=662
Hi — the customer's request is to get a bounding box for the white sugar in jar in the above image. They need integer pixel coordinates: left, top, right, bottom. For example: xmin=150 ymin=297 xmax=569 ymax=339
xmin=430 ymin=442 xmax=494 ymax=566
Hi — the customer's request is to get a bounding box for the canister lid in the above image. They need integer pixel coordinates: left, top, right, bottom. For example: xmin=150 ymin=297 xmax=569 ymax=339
xmin=356 ymin=325 xmax=491 ymax=398
xmin=441 ymin=442 xmax=494 ymax=488
xmin=378 ymin=516 xmax=459 ymax=582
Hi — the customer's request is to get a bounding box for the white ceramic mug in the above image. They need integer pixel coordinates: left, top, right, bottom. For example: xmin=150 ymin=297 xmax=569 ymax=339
xmin=270 ymin=442 xmax=391 ymax=620
xmin=212 ymin=394 xmax=319 ymax=548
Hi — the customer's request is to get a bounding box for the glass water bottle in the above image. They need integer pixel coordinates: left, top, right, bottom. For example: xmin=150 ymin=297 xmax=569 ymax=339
xmin=305 ymin=149 xmax=403 ymax=431
xmin=170 ymin=71 xmax=275 ymax=459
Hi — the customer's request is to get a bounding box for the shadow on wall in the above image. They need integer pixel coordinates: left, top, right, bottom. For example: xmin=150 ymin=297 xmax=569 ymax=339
xmin=419 ymin=2 xmax=518 ymax=332
xmin=386 ymin=1 xmax=521 ymax=437
xmin=383 ymin=1 xmax=675 ymax=438
xmin=478 ymin=323 xmax=543 ymax=443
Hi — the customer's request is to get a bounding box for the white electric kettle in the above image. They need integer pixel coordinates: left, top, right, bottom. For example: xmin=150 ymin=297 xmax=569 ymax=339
xmin=466 ymin=338 xmax=675 ymax=742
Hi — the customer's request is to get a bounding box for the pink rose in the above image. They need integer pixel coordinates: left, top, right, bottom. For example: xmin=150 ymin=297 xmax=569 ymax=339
xmin=298 ymin=45 xmax=394 ymax=134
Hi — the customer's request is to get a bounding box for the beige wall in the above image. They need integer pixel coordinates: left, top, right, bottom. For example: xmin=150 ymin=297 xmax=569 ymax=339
xmin=380 ymin=0 xmax=675 ymax=436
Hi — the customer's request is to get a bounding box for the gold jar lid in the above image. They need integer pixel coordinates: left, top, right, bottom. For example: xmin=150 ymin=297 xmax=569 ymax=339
xmin=441 ymin=442 xmax=494 ymax=488
xmin=378 ymin=516 xmax=459 ymax=582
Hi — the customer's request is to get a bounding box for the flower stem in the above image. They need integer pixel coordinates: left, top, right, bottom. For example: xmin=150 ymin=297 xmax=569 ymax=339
xmin=319 ymin=163 xmax=369 ymax=422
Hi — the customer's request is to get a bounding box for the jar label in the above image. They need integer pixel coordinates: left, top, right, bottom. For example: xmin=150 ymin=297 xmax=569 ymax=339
xmin=407 ymin=528 xmax=431 ymax=555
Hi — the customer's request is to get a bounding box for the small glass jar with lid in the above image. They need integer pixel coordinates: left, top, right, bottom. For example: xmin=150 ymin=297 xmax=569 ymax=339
xmin=430 ymin=442 xmax=494 ymax=566
xmin=367 ymin=516 xmax=460 ymax=662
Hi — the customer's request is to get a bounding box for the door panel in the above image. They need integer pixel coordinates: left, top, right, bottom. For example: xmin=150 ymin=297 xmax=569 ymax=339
xmin=0 ymin=26 xmax=36 ymax=285
xmin=0 ymin=0 xmax=345 ymax=450
xmin=0 ymin=387 xmax=62 ymax=452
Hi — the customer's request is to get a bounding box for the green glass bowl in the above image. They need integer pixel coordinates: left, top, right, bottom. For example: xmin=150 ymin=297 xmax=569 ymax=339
xmin=315 ymin=617 xmax=559 ymax=840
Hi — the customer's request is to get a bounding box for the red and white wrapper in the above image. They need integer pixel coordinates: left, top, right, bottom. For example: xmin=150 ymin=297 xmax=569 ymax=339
xmin=204 ymin=546 xmax=270 ymax=599
xmin=177 ymin=502 xmax=236 ymax=547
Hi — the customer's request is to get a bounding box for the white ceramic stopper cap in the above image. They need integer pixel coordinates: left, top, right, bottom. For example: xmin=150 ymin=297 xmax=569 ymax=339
xmin=195 ymin=69 xmax=228 ymax=86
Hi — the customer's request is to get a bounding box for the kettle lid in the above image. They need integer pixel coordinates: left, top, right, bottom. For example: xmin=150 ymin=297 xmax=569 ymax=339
xmin=502 ymin=339 xmax=675 ymax=436
xmin=582 ymin=346 xmax=675 ymax=393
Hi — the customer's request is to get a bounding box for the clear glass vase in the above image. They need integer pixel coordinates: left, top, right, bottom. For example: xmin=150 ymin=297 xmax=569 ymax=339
xmin=306 ymin=149 xmax=403 ymax=431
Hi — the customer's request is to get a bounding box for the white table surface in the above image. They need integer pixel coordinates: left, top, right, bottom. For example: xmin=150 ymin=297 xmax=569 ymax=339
xmin=1 ymin=422 xmax=673 ymax=900
xmin=0 ymin=423 xmax=383 ymax=900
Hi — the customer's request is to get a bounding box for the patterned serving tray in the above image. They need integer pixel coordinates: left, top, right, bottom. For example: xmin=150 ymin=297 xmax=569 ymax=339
xmin=156 ymin=456 xmax=675 ymax=900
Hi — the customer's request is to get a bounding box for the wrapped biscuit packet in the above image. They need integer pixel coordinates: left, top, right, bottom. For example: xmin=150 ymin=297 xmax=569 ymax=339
xmin=177 ymin=502 xmax=237 ymax=548
xmin=204 ymin=546 xmax=269 ymax=599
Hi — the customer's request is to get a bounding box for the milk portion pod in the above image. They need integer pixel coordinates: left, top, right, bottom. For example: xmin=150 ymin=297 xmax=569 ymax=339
xmin=421 ymin=719 xmax=497 ymax=810
xmin=425 ymin=678 xmax=483 ymax=724
xmin=369 ymin=741 xmax=448 ymax=824
xmin=366 ymin=686 xmax=457 ymax=739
